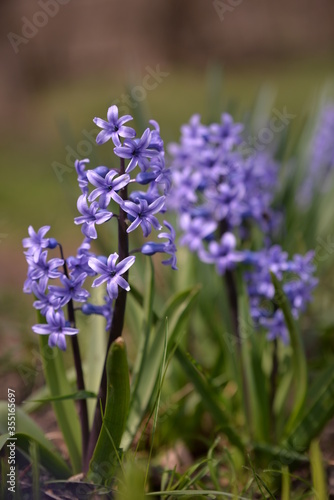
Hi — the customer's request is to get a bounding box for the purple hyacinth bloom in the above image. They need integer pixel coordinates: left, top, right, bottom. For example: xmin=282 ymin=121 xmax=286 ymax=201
xmin=129 ymin=183 xmax=161 ymax=206
xmin=81 ymin=295 xmax=113 ymax=331
xmin=287 ymin=251 xmax=315 ymax=281
xmin=25 ymin=250 xmax=64 ymax=292
xmin=180 ymin=114 xmax=208 ymax=147
xmin=148 ymin=119 xmax=164 ymax=153
xmin=114 ymin=128 xmax=159 ymax=173
xmin=88 ymin=253 xmax=136 ymax=300
xmin=136 ymin=171 xmax=158 ymax=185
xmin=32 ymin=309 xmax=79 ymax=351
xmin=31 ymin=281 xmax=61 ymax=316
xmin=93 ymin=105 xmax=136 ymax=147
xmin=22 ymin=225 xmax=53 ymax=263
xmin=260 ymin=310 xmax=289 ymax=344
xmin=48 ymin=272 xmax=90 ymax=307
xmin=87 ymin=169 xmax=130 ymax=208
xmin=149 ymin=156 xmax=172 ymax=194
xmin=74 ymin=195 xmax=113 ymax=239
xmin=141 ymin=220 xmax=178 ymax=270
xmin=200 ymin=232 xmax=244 ymax=274
xmin=67 ymin=240 xmax=97 ymax=278
xmin=266 ymin=245 xmax=289 ymax=279
xmin=205 ymin=182 xmax=245 ymax=225
xmin=179 ymin=214 xmax=217 ymax=253
xmin=122 ymin=196 xmax=165 ymax=237
xmin=209 ymin=113 xmax=244 ymax=149
xmin=75 ymin=158 xmax=90 ymax=195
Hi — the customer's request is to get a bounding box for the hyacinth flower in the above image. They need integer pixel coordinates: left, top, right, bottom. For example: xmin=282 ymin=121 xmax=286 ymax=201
xmin=93 ymin=104 xmax=136 ymax=147
xmin=87 ymin=169 xmax=131 ymax=208
xmin=122 ymin=196 xmax=166 ymax=237
xmin=23 ymin=104 xmax=177 ymax=471
xmin=88 ymin=253 xmax=135 ymax=300
xmin=168 ymin=111 xmax=317 ymax=345
xmin=74 ymin=194 xmax=113 ymax=239
xmin=48 ymin=272 xmax=90 ymax=307
xmin=32 ymin=309 xmax=79 ymax=351
xmin=141 ymin=220 xmax=178 ymax=270
xmin=24 ymin=250 xmax=64 ymax=293
xmin=114 ymin=127 xmax=160 ymax=173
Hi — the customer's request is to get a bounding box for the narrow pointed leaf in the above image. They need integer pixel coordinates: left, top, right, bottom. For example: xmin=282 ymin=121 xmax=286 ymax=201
xmin=87 ymin=337 xmax=130 ymax=486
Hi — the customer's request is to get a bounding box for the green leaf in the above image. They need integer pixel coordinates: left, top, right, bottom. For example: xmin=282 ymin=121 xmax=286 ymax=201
xmin=87 ymin=337 xmax=130 ymax=486
xmin=1 ymin=432 xmax=71 ymax=479
xmin=286 ymin=363 xmax=334 ymax=453
xmin=236 ymin=269 xmax=270 ymax=442
xmin=271 ymin=273 xmax=307 ymax=436
xmin=29 ymin=440 xmax=40 ymax=500
xmin=145 ymin=490 xmax=250 ymax=499
xmin=38 ymin=334 xmax=82 ymax=473
xmin=129 ymin=259 xmax=155 ymax=396
xmin=0 ymin=402 xmax=71 ymax=478
xmin=175 ymin=347 xmax=245 ymax=453
xmin=78 ymin=285 xmax=108 ymax=427
xmin=310 ymin=439 xmax=328 ymax=500
xmin=27 ymin=390 xmax=97 ymax=403
xmin=122 ymin=286 xmax=200 ymax=450
xmin=251 ymin=442 xmax=308 ymax=465
xmin=22 ymin=366 xmax=79 ymax=414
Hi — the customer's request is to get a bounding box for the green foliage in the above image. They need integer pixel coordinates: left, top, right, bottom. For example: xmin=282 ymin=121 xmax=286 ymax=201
xmin=0 ymin=402 xmax=71 ymax=478
xmin=87 ymin=337 xmax=130 ymax=486
xmin=37 ymin=334 xmax=82 ymax=473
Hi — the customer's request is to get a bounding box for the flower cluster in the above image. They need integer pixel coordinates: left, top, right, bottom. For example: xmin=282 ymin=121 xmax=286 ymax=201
xmin=168 ymin=112 xmax=317 ymax=343
xmin=168 ymin=113 xmax=279 ymax=248
xmin=244 ymin=247 xmax=318 ymax=343
xmin=23 ymin=106 xmax=177 ymax=350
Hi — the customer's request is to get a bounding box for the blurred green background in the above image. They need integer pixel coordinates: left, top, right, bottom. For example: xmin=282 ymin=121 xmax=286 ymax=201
xmin=1 ymin=0 xmax=334 ymax=397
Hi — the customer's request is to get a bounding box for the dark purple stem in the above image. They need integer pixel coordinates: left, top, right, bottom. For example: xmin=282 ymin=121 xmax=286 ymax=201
xmin=59 ymin=244 xmax=89 ymax=466
xmin=84 ymin=157 xmax=129 ymax=471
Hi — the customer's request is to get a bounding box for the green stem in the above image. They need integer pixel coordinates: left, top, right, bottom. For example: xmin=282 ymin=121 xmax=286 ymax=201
xmin=84 ymin=157 xmax=129 ymax=471
xmin=269 ymin=338 xmax=278 ymax=441
xmin=59 ymin=243 xmax=89 ymax=467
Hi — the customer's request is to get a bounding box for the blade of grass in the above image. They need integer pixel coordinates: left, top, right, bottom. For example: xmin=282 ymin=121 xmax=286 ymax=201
xmin=281 ymin=466 xmax=290 ymax=500
xmin=309 ymin=440 xmax=328 ymax=500
xmin=146 ymin=490 xmax=250 ymax=499
xmin=271 ymin=273 xmax=307 ymax=436
xmin=29 ymin=440 xmax=40 ymax=500
xmin=144 ymin=320 xmax=168 ymax=490
xmin=247 ymin=455 xmax=276 ymax=500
